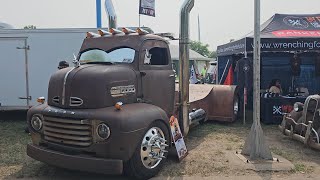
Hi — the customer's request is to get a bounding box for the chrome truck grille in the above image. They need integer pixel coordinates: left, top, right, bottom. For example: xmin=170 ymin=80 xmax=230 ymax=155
xmin=43 ymin=116 xmax=92 ymax=147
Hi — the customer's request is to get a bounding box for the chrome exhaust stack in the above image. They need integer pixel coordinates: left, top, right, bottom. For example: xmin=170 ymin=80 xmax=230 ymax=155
xmin=105 ymin=0 xmax=117 ymax=29
xmin=179 ymin=0 xmax=194 ymax=136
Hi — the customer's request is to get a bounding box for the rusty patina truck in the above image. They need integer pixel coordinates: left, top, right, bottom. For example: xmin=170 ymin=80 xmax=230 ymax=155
xmin=26 ymin=0 xmax=238 ymax=179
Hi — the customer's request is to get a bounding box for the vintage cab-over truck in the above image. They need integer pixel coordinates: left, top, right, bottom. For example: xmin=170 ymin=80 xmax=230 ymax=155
xmin=26 ymin=0 xmax=238 ymax=179
xmin=26 ymin=31 xmax=238 ymax=179
xmin=27 ymin=32 xmax=176 ymax=179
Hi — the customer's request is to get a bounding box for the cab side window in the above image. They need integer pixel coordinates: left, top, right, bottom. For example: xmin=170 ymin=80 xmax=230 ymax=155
xmin=148 ymin=47 xmax=169 ymax=65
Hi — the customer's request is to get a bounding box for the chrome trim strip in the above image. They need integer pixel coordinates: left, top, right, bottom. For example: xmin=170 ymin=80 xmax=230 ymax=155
xmin=69 ymin=97 xmax=84 ymax=107
xmin=62 ymin=68 xmax=75 ymax=105
xmin=52 ymin=96 xmax=60 ymax=104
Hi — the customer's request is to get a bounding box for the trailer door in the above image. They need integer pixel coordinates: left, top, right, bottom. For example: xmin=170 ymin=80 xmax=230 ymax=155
xmin=0 ymin=38 xmax=29 ymax=109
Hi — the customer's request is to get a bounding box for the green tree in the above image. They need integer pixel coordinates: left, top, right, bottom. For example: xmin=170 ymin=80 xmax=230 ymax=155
xmin=190 ymin=40 xmax=217 ymax=59
xmin=209 ymin=51 xmax=217 ymax=59
xmin=23 ymin=25 xmax=37 ymax=29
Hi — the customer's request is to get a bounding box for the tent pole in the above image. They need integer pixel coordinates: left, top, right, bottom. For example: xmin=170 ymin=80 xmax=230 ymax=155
xmin=243 ymin=38 xmax=247 ymax=125
xmin=241 ymin=0 xmax=273 ymax=160
xmin=243 ymin=85 xmax=246 ymax=125
xmin=216 ymin=57 xmax=219 ymax=84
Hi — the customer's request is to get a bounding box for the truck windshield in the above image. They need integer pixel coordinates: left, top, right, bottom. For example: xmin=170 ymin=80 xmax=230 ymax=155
xmin=79 ymin=48 xmax=135 ymax=64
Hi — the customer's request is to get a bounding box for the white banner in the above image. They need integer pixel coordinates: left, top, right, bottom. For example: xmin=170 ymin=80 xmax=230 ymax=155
xmin=139 ymin=0 xmax=155 ymax=17
xmin=169 ymin=116 xmax=188 ymax=161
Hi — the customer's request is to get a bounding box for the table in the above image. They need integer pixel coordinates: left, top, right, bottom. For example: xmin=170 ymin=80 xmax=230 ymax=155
xmin=261 ymin=96 xmax=306 ymax=124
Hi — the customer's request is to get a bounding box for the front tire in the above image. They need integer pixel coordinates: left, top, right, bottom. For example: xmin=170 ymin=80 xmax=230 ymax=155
xmin=124 ymin=121 xmax=170 ymax=179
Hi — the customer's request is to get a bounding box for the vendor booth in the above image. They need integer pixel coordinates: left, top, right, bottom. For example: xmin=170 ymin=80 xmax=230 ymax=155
xmin=217 ymin=14 xmax=320 ymax=124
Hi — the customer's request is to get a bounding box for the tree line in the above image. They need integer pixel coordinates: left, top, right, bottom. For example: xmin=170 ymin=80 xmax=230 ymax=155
xmin=190 ymin=40 xmax=216 ymax=59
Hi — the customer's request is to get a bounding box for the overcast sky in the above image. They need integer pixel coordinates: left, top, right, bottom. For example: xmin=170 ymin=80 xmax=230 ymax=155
xmin=1 ymin=0 xmax=320 ymax=50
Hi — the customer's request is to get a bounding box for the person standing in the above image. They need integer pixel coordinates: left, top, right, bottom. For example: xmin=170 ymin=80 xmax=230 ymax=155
xmin=200 ymin=66 xmax=207 ymax=83
xmin=201 ymin=66 xmax=207 ymax=78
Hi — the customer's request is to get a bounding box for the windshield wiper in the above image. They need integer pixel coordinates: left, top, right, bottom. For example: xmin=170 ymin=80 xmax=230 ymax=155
xmin=85 ymin=61 xmax=114 ymax=65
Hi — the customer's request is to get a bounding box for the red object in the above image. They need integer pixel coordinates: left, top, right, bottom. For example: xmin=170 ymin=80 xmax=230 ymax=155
xmin=282 ymin=105 xmax=293 ymax=113
xmin=223 ymin=65 xmax=233 ymax=85
xmin=272 ymin=30 xmax=320 ymax=37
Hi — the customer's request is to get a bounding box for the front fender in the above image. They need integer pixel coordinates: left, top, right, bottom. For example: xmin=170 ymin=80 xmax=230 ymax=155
xmin=118 ymin=103 xmax=170 ymax=133
xmin=27 ymin=103 xmax=49 ymax=122
xmin=85 ymin=103 xmax=170 ymax=133
xmin=27 ymin=103 xmax=170 ymax=161
xmin=84 ymin=103 xmax=171 ymax=161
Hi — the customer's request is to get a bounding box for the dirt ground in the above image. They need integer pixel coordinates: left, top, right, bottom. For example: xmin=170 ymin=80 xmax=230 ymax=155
xmin=1 ymin=112 xmax=320 ymax=179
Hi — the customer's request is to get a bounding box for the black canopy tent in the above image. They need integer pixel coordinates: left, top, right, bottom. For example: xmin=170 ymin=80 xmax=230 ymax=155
xmin=217 ymin=13 xmax=320 ymax=96
xmin=218 ymin=13 xmax=320 ymax=56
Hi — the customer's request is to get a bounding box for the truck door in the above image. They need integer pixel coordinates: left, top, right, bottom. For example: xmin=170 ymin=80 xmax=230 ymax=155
xmin=0 ymin=38 xmax=30 ymax=109
xmin=139 ymin=40 xmax=175 ymax=115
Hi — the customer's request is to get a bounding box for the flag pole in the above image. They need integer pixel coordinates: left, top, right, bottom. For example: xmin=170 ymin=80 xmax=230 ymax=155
xmin=96 ymin=0 xmax=102 ymax=28
xmin=198 ymin=14 xmax=201 ymax=42
xmin=138 ymin=0 xmax=141 ymax=27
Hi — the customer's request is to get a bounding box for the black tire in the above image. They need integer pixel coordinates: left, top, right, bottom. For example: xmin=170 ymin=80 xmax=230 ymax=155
xmin=124 ymin=121 xmax=170 ymax=180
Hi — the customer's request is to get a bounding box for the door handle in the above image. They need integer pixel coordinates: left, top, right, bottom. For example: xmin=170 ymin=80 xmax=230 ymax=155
xmin=19 ymin=96 xmax=32 ymax=100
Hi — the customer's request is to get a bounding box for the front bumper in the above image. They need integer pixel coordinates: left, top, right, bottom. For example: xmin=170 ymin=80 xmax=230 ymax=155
xmin=27 ymin=143 xmax=123 ymax=175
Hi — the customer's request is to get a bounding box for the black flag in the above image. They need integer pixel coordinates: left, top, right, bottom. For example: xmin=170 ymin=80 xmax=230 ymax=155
xmin=139 ymin=0 xmax=155 ymax=17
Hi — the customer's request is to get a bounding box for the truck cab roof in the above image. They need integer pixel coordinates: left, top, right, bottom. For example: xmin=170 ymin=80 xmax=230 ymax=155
xmin=80 ymin=33 xmax=169 ymax=53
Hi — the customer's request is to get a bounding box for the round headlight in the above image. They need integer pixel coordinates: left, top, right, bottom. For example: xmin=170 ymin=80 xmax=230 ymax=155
xmin=294 ymin=104 xmax=299 ymax=112
xmin=97 ymin=123 xmax=111 ymax=139
xmin=31 ymin=116 xmax=43 ymax=131
xmin=294 ymin=102 xmax=304 ymax=112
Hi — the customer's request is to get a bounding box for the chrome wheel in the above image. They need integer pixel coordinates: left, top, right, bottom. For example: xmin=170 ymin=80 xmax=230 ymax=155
xmin=140 ymin=127 xmax=168 ymax=169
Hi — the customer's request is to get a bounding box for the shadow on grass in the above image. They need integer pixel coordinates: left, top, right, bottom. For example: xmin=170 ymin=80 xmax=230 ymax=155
xmin=8 ymin=161 xmax=129 ymax=180
xmin=0 ymin=111 xmax=27 ymax=121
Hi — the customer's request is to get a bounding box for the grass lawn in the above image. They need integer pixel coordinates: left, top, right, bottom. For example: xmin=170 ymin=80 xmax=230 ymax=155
xmin=0 ymin=115 xmax=320 ymax=179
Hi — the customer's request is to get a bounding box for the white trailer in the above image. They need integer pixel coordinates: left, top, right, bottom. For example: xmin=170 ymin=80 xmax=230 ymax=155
xmin=0 ymin=28 xmax=97 ymax=111
xmin=0 ymin=28 xmax=213 ymax=111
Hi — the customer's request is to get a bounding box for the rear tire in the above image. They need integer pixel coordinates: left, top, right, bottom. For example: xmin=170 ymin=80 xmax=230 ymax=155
xmin=124 ymin=121 xmax=170 ymax=180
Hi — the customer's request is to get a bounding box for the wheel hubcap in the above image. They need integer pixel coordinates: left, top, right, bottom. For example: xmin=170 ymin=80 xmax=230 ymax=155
xmin=140 ymin=127 xmax=168 ymax=169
